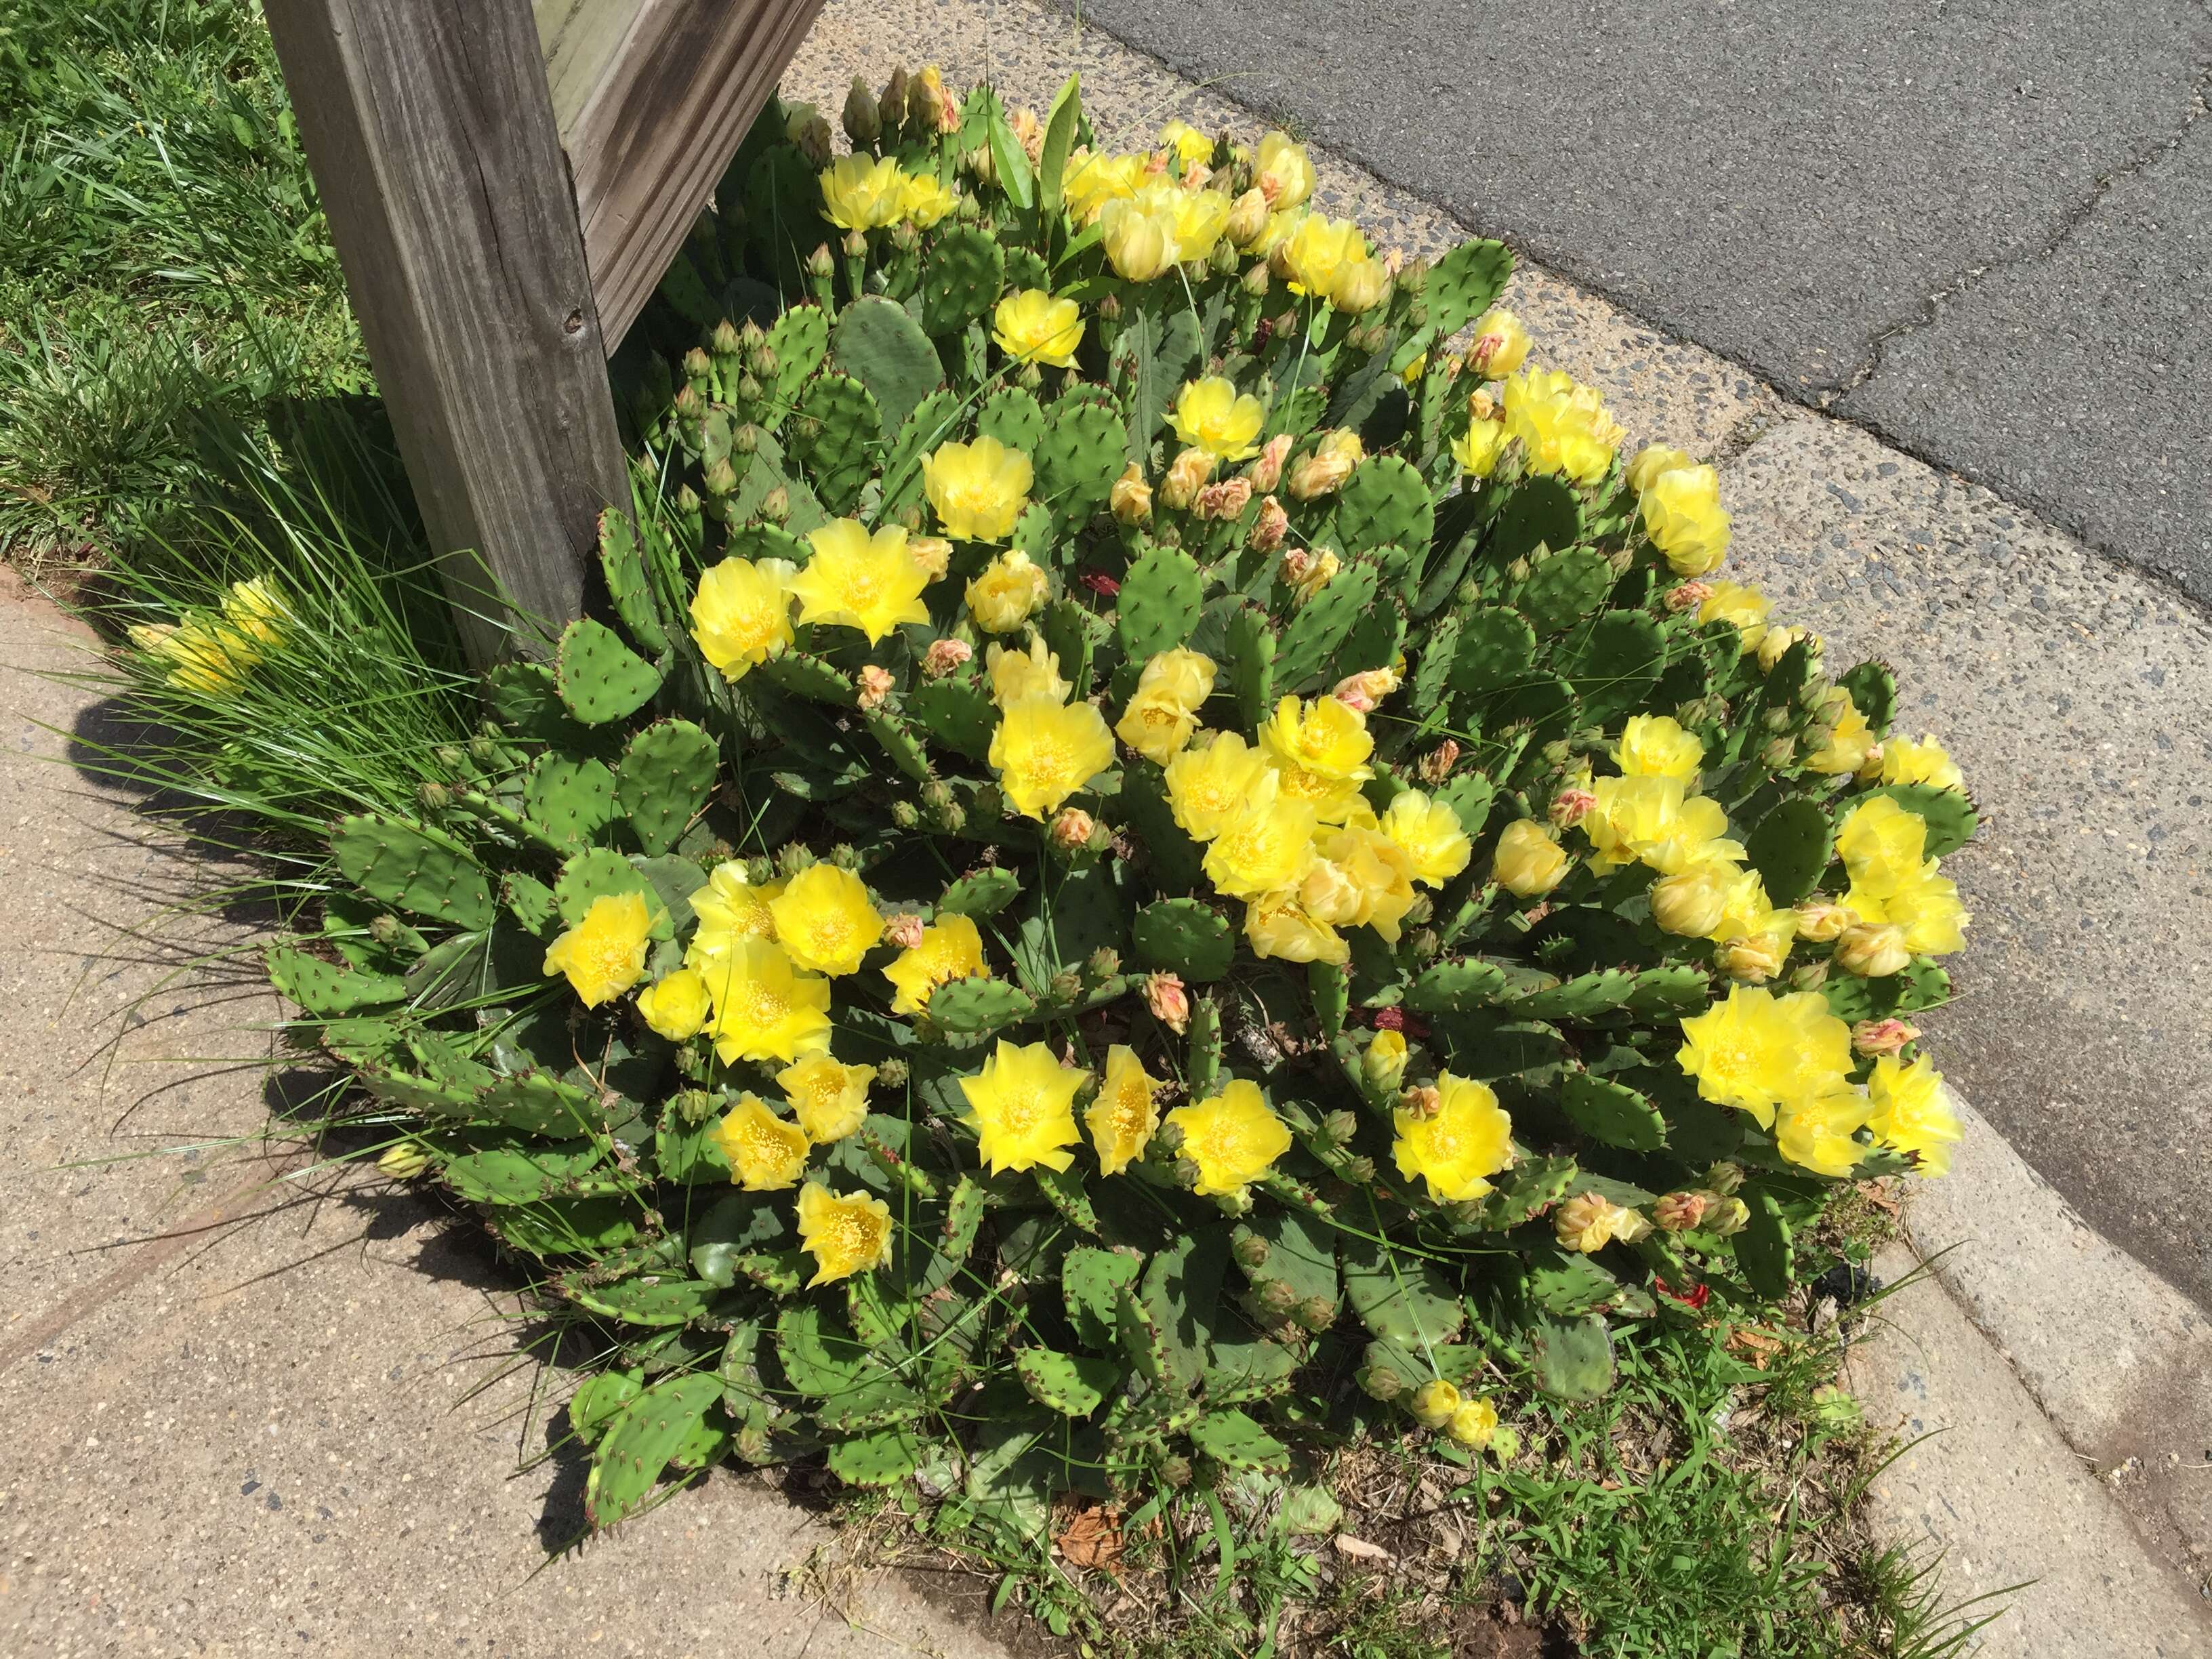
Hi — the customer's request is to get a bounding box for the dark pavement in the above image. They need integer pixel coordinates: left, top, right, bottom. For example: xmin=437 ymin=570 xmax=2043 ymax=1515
xmin=1048 ymin=0 xmax=2212 ymax=602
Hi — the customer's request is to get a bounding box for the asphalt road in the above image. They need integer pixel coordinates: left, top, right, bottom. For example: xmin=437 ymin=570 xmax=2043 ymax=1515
xmin=1050 ymin=0 xmax=2212 ymax=603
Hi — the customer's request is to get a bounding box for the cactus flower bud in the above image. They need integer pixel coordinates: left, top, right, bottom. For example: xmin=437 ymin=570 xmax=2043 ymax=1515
xmin=1448 ymin=1397 xmax=1500 ymax=1450
xmin=922 ymin=636 xmax=972 ymax=677
xmin=1279 ymin=546 xmax=1340 ymax=602
xmin=1248 ymin=493 xmax=1289 ymax=552
xmin=1287 ymin=431 xmax=1362 ymax=499
xmin=1109 ymin=461 xmax=1153 ymax=525
xmin=1409 ymin=1378 xmax=1460 ymax=1430
xmin=682 ymin=345 xmax=713 ymax=385
xmin=1298 ymin=1294 xmax=1338 ymax=1332
xmin=1364 ymin=1029 xmax=1409 ymax=1087
xmin=1322 ymin=1107 xmax=1360 ymax=1146
xmin=1790 ymin=960 xmax=1830 ymax=991
xmin=1835 ymin=922 xmax=1910 ymax=978
xmin=737 ymin=373 xmax=764 ymax=405
xmin=1664 ymin=579 xmax=1715 ymax=615
xmin=1232 ymin=1226 xmax=1271 ymax=1269
xmin=1247 ymin=432 xmax=1293 ymax=494
xmin=1493 ymin=819 xmax=1570 ymax=897
xmin=876 ymin=67 xmax=909 ymax=133
xmin=890 ymin=798 xmax=920 ymax=828
xmin=760 ymin=485 xmax=790 ymax=524
xmin=1719 ymin=930 xmax=1792 ymax=983
xmin=1702 ymin=1161 xmax=1745 ymax=1196
xmin=1359 ymin=1362 xmax=1405 ymax=1402
xmin=1398 ymin=1083 xmax=1443 ymax=1122
xmin=1654 ymin=1190 xmax=1709 ymax=1233
xmin=709 ymin=318 xmax=742 ymax=359
xmin=1757 ymin=624 xmax=1807 ymax=672
xmin=1225 ymin=186 xmax=1271 ymax=249
xmin=1240 ymin=260 xmax=1271 ymax=299
xmin=701 ymin=456 xmax=737 ymax=498
xmin=855 ymin=665 xmax=895 ymax=711
xmin=1160 ymin=1453 xmax=1193 ymax=1488
xmin=1549 ymin=785 xmax=1599 ymax=830
xmin=1145 ymin=972 xmax=1191 ymax=1034
xmin=733 ymin=422 xmax=762 ymax=455
xmin=1852 ymin=1017 xmax=1921 ymax=1059
xmin=367 ymin=914 xmax=409 ymax=950
xmin=1650 ymin=862 xmax=1735 ymax=937
xmin=1555 ymin=1191 xmax=1645 ymax=1252
xmin=1254 ymin=1277 xmax=1300 ymax=1317
xmin=1194 ymin=476 xmax=1253 ymax=520
xmin=1466 ymin=308 xmax=1532 ymax=379
xmin=417 ymin=779 xmax=450 ymax=811
xmin=1416 ymin=739 xmax=1462 ymax=785
xmin=1049 ymin=807 xmax=1097 ymax=853
xmin=807 ymin=241 xmax=835 ymax=279
xmin=1706 ymin=1196 xmax=1750 ymax=1236
xmin=842 ymin=75 xmax=881 ymax=146
xmin=912 ymin=66 xmax=958 ymax=136
xmin=376 ymin=1143 xmax=432 ymax=1181
xmin=791 ymin=112 xmax=833 ymax=169
xmin=1158 ymin=447 xmax=1215 ymax=511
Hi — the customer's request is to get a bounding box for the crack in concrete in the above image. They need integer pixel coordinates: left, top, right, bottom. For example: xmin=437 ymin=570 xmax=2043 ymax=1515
xmin=1822 ymin=61 xmax=2212 ymax=406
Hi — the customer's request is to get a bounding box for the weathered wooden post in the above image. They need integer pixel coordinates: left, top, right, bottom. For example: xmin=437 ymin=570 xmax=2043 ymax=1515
xmin=263 ymin=0 xmax=825 ymax=665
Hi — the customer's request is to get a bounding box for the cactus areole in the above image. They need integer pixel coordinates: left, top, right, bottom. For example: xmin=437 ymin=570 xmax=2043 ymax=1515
xmin=275 ymin=72 xmax=1976 ymax=1533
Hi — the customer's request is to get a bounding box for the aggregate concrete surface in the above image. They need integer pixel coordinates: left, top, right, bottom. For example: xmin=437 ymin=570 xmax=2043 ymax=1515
xmin=0 ymin=581 xmax=1010 ymax=1659
xmin=1044 ymin=0 xmax=2212 ymax=602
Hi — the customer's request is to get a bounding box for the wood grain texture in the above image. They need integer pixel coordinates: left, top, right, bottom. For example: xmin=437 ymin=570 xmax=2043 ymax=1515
xmin=551 ymin=0 xmax=828 ymax=346
xmin=264 ymin=0 xmax=627 ymax=664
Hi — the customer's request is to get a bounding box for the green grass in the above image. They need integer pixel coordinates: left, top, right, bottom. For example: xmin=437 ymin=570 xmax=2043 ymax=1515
xmin=0 ymin=0 xmax=360 ymax=569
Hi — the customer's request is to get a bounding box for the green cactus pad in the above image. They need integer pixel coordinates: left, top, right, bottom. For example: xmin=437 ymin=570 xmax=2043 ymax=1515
xmin=1327 ymin=588 xmax=1407 ymax=684
xmin=861 ymin=706 xmax=933 ymax=783
xmin=1405 ymin=956 xmax=1509 ymax=1014
xmin=598 ymin=508 xmax=670 ymax=657
xmin=1340 ymin=1233 xmax=1465 ymax=1345
xmin=552 ymin=846 xmax=668 ymax=933
xmin=568 ymin=1369 xmax=642 ymax=1448
xmin=1513 ymin=547 xmax=1615 ymax=634
xmin=615 ymin=720 xmax=718 ymax=855
xmin=903 ymin=677 xmax=998 ymax=760
xmin=1735 ymin=1189 xmax=1795 ymax=1298
xmin=1510 ymin=968 xmax=1638 ymax=1021
xmin=1563 ymin=610 xmax=1667 ymax=726
xmin=753 ymin=649 xmax=854 ymax=705
xmin=443 ymin=1140 xmax=617 ymax=1205
xmin=1063 ymin=1246 xmax=1143 ymax=1349
xmin=1333 ymin=456 xmax=1433 ymax=569
xmin=827 ymin=1424 xmax=928 ymax=1486
xmin=829 ymin=295 xmax=945 ymax=433
xmin=789 ymin=371 xmax=883 ymax=514
xmin=1015 ymin=1347 xmax=1119 ymax=1416
xmin=1865 ymin=783 xmax=1979 ymax=858
xmin=975 ymin=386 xmax=1047 ymax=456
xmin=1118 ymin=763 xmax=1206 ymax=890
xmin=1223 ymin=604 xmax=1277 ymax=730
xmin=556 ymin=618 xmax=664 ymax=725
xmin=1237 ymin=1207 xmax=1338 ymax=1310
xmin=1744 ymin=796 xmax=1835 ymax=907
xmin=1038 ymin=598 xmax=1103 ymax=697
xmin=764 ymin=304 xmax=831 ymax=407
xmin=939 ymin=864 xmax=1023 ymax=917
xmin=562 ymin=1273 xmax=718 ymax=1328
xmin=1558 ymin=1070 xmax=1668 ymax=1151
xmin=1622 ymin=963 xmax=1711 ymax=1017
xmin=524 ymin=753 xmax=619 ymax=846
xmin=918 ymin=223 xmax=1006 ymax=337
xmin=1115 ymin=542 xmax=1204 ymax=663
xmin=1486 ymin=474 xmax=1583 ymax=567
xmin=1275 ymin=557 xmax=1380 ymax=691
xmin=1033 ymin=398 xmax=1126 ymax=531
xmin=1190 ymin=1407 xmax=1289 ymax=1473
xmin=1423 ymin=236 xmax=1515 ymax=341
xmin=331 ymin=816 xmax=495 ymax=931
xmin=1448 ymin=606 xmax=1537 ymax=697
xmin=1130 ymin=897 xmax=1235 ymax=982
xmin=1529 ymin=1311 xmax=1615 ymax=1400
xmin=926 ymin=975 xmax=1038 ymax=1035
xmin=1524 ymin=1248 xmax=1626 ymax=1317
xmin=265 ymin=945 xmax=405 ymax=1017
xmin=583 ymin=1370 xmax=722 ymax=1527
xmin=1839 ymin=659 xmax=1898 ymax=737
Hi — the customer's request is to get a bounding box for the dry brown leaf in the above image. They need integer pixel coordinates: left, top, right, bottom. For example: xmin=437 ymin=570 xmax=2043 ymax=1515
xmin=1053 ymin=1502 xmax=1125 ymax=1573
xmin=1727 ymin=1326 xmax=1784 ymax=1370
xmin=1334 ymin=1534 xmax=1394 ymax=1561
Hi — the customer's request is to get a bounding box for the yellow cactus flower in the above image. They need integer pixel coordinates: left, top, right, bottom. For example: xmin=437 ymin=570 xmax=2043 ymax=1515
xmin=1616 ymin=714 xmax=1705 ymax=783
xmin=989 ymin=693 xmax=1116 ymax=818
xmin=1452 ymin=418 xmax=1507 ymax=478
xmin=1639 ymin=462 xmax=1732 ymax=577
xmin=1845 ymin=863 xmax=1970 ymax=956
xmin=1086 ymin=1044 xmax=1163 ymax=1175
xmin=992 ymin=288 xmax=1085 ymax=367
xmin=635 ymin=967 xmax=712 ymax=1040
xmin=1626 ymin=444 xmax=1696 ymax=495
xmin=1492 ymin=819 xmax=1570 ymax=897
xmin=1306 ymin=823 xmax=1418 ymax=941
xmin=1165 ymin=731 xmax=1273 ymax=841
xmin=1698 ymin=579 xmax=1772 ymax=647
xmin=1676 ymin=987 xmax=1851 ymax=1128
xmin=958 ymin=1039 xmax=1086 ymax=1174
xmin=1364 ymin=1029 xmax=1409 ymax=1086
xmin=788 ymin=518 xmax=932 ymax=642
xmin=1409 ymin=1378 xmax=1460 ymax=1430
xmin=129 ymin=613 xmax=259 ymax=695
xmin=1115 ymin=648 xmax=1218 ymax=763
xmin=1380 ymin=790 xmax=1473 ymax=886
xmin=220 ymin=575 xmax=288 ymax=647
xmin=1449 ymin=1397 xmax=1502 ymax=1451
xmin=1244 ymin=889 xmax=1348 ymax=965
xmin=1253 ymin=131 xmax=1315 ymax=209
xmin=882 ymin=912 xmax=989 ymax=1015
xmin=1158 ymin=119 xmax=1214 ymax=170
xmin=1204 ymin=790 xmax=1319 ymax=899
xmin=687 ymin=862 xmax=782 ymax=970
xmin=1807 ymin=689 xmax=1877 ymax=775
xmin=1880 ymin=733 xmax=1965 ymax=792
xmin=926 ymin=436 xmax=1035 ymax=544
xmin=796 ymin=1182 xmax=895 ymax=1286
xmin=1499 ymin=370 xmax=1624 ymax=485
xmin=767 ymin=863 xmax=882 ymax=977
xmin=1099 ymin=193 xmax=1180 ymax=280
xmin=985 ymin=636 xmax=1070 ymax=707
xmin=1328 ymin=254 xmax=1391 ymax=314
xmin=1865 ymin=1054 xmax=1964 ymax=1176
xmin=699 ymin=936 xmax=833 ymax=1065
xmin=1835 ymin=795 xmax=1928 ymax=896
xmin=541 ymin=891 xmax=653 ymax=1008
xmin=1392 ymin=1072 xmax=1515 ymax=1203
xmin=1650 ymin=857 xmax=1740 ymax=938
xmin=898 ymin=171 xmax=956 ymax=228
xmin=1165 ymin=1078 xmax=1293 ymax=1197
xmin=1168 ymin=376 xmax=1267 ymax=462
xmin=820 ymin=153 xmax=907 ymax=230
xmin=1467 ymin=308 xmax=1532 ymax=379
xmin=690 ymin=556 xmax=795 ymax=680
xmin=710 ymin=1094 xmax=812 ymax=1191
xmin=1260 ymin=693 xmax=1373 ymax=781
xmin=1776 ymin=1088 xmax=1875 ymax=1178
xmin=1062 ymin=148 xmax=1147 ymax=222
xmin=778 ymin=1054 xmax=877 ymax=1144
xmin=964 ymin=548 xmax=1049 ymax=632
xmin=1168 ymin=188 xmax=1233 ymax=264
xmin=1277 ymin=213 xmax=1366 ymax=301
xmin=1583 ymin=775 xmax=1742 ymax=876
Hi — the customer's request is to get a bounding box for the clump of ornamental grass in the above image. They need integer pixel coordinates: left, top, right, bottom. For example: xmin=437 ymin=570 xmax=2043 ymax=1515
xmin=107 ymin=71 xmax=1980 ymax=1580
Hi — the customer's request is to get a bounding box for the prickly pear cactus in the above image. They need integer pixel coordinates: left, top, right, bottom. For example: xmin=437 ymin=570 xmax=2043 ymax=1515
xmin=264 ymin=73 xmax=1978 ymax=1545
